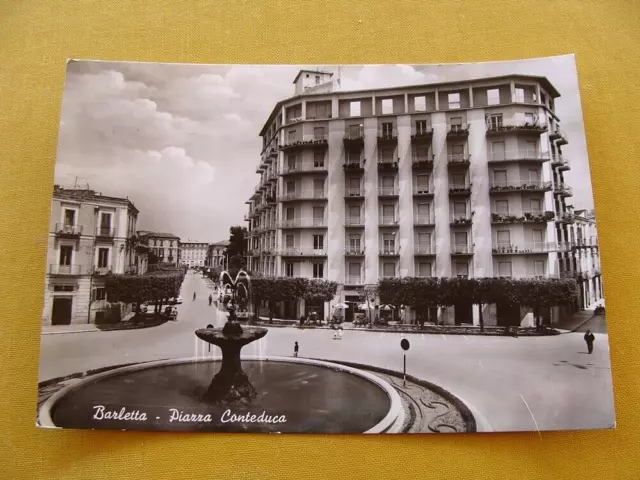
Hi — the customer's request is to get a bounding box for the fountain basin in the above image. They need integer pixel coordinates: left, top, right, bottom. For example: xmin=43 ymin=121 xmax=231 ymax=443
xmin=39 ymin=356 xmax=404 ymax=433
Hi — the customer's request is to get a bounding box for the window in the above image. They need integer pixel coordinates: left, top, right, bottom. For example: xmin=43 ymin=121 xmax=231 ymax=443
xmin=287 ymin=154 xmax=297 ymax=171
xmin=348 ymin=177 xmax=360 ymax=195
xmin=451 ymin=173 xmax=466 ymax=187
xmin=288 ymin=130 xmax=296 ymax=143
xmin=313 ymin=126 xmax=325 ymax=140
xmin=59 ymin=246 xmax=73 ymax=265
xmin=94 ymin=287 xmax=107 ymax=301
xmin=380 ymin=147 xmax=394 ymax=162
xmin=382 ymin=262 xmax=396 ymax=277
xmin=54 ymin=285 xmax=74 ymax=292
xmin=487 ymin=88 xmax=500 ymax=105
xmin=450 ymin=116 xmax=463 ymax=131
xmin=417 ymin=232 xmax=431 ymax=248
xmin=416 ymin=174 xmax=430 ymax=193
xmin=495 ymin=199 xmax=509 ymax=214
xmin=415 ymin=119 xmax=429 ymax=135
xmin=382 ymin=233 xmax=395 ymax=253
xmin=380 ymin=175 xmax=394 ymax=192
xmin=448 ymin=92 xmax=461 ymax=109
xmin=493 ymin=169 xmax=507 ymax=186
xmin=416 ymin=202 xmax=430 ymax=220
xmin=453 ymin=201 xmax=467 ymax=216
xmin=455 ymin=261 xmax=469 ymax=277
xmin=285 ymin=234 xmax=295 ymax=248
xmin=348 ymin=262 xmax=361 ymax=282
xmin=285 ymin=262 xmax=294 ymax=277
xmin=313 ymin=262 xmax=324 ymax=278
xmin=454 ymin=231 xmax=468 ymax=247
xmin=99 ymin=212 xmax=112 ymax=235
xmin=524 ymin=112 xmax=535 ymax=125
xmin=98 ymin=248 xmax=109 ymax=268
xmin=451 ymin=144 xmax=464 ymax=159
xmin=381 ymin=122 xmax=393 ymax=137
xmin=498 ymin=262 xmax=512 ymax=277
xmin=488 ymin=114 xmax=503 ymax=129
xmin=286 ymin=180 xmax=296 ymax=194
xmin=313 ymin=234 xmax=324 ymax=250
xmin=415 ymin=144 xmax=430 ymax=160
xmin=515 ymin=88 xmax=525 ymax=103
xmin=491 ymin=141 xmax=505 ymax=161
xmin=349 ymin=234 xmax=361 ymax=251
xmin=530 ymin=198 xmax=542 ymax=213
xmin=532 ymin=229 xmax=544 ymax=247
xmin=534 ymin=260 xmax=545 ymax=277
xmin=286 ymin=207 xmax=295 ymax=220
xmin=349 ymin=101 xmax=361 ymax=117
xmin=315 ymin=75 xmax=320 ymax=85
xmin=349 ymin=205 xmax=361 ymax=222
xmin=417 ymin=262 xmax=432 ymax=277
xmin=528 ymin=168 xmax=540 ymax=182
xmin=382 ymin=204 xmax=395 ymax=222
xmin=381 ymin=98 xmax=393 ymax=115
xmin=313 ymin=207 xmax=324 ymax=224
xmin=496 ymin=230 xmax=510 ymax=246
xmin=345 ymin=150 xmax=360 ymax=164
xmin=414 ymin=96 xmax=426 ymax=111
xmin=313 ymin=178 xmax=324 ymax=196
xmin=63 ymin=209 xmax=76 ymax=226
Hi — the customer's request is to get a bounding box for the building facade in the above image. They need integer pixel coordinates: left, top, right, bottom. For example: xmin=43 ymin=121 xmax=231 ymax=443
xmin=181 ymin=242 xmax=209 ymax=267
xmin=138 ymin=232 xmax=181 ymax=266
xmin=43 ymin=186 xmax=139 ymax=325
xmin=207 ymin=240 xmax=230 ymax=268
xmin=569 ymin=208 xmax=603 ymax=309
xmin=245 ymin=71 xmax=588 ymax=325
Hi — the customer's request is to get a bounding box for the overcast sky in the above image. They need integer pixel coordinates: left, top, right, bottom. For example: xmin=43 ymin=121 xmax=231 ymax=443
xmin=54 ymin=55 xmax=593 ymax=242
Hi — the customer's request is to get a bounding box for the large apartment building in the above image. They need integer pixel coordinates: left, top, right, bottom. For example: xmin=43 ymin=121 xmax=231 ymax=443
xmin=180 ymin=241 xmax=209 ymax=267
xmin=207 ymin=240 xmax=230 ymax=268
xmin=138 ymin=232 xmax=181 ymax=266
xmin=43 ymin=186 xmax=139 ymax=325
xmin=245 ymin=70 xmax=589 ymax=324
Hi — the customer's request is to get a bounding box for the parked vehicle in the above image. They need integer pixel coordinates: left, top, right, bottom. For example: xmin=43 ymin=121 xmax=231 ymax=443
xmin=164 ymin=306 xmax=178 ymax=321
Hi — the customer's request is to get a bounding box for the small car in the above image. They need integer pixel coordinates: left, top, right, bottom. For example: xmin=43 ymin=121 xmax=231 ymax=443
xmin=164 ymin=306 xmax=178 ymax=320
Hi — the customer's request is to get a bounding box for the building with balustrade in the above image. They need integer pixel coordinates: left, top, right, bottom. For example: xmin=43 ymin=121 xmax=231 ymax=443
xmin=245 ymin=70 xmax=586 ymax=325
xmin=43 ymin=186 xmax=139 ymax=325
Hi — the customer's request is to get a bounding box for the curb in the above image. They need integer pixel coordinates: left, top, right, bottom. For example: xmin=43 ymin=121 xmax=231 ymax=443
xmin=554 ymin=314 xmax=596 ymax=334
xmin=42 ymin=328 xmax=101 ymax=335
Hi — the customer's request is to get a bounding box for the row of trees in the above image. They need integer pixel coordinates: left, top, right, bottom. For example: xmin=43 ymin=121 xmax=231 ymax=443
xmin=378 ymin=277 xmax=578 ymax=330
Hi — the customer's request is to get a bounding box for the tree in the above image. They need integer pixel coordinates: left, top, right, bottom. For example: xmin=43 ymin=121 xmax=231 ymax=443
xmin=225 ymin=226 xmax=247 ymax=260
xmin=516 ymin=278 xmax=578 ymax=330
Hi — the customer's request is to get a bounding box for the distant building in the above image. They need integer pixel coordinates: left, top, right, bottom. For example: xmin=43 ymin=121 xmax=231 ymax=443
xmin=181 ymin=241 xmax=209 ymax=267
xmin=569 ymin=208 xmax=602 ymax=309
xmin=207 ymin=240 xmax=230 ymax=268
xmin=43 ymin=186 xmax=139 ymax=325
xmin=138 ymin=231 xmax=181 ymax=266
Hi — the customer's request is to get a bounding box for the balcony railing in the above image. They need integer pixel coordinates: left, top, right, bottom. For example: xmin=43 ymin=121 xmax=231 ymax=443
xmin=450 ymin=213 xmax=472 ymax=225
xmin=377 ymin=128 xmax=398 ymax=145
xmin=345 ymin=187 xmax=364 ymax=197
xmin=448 ymin=184 xmax=472 ymax=195
xmin=413 ymin=185 xmax=433 ymax=196
xmin=549 ymin=127 xmax=568 ymax=145
xmin=553 ymin=183 xmax=573 ymax=196
xmin=281 ymin=162 xmax=328 ymax=175
xmin=556 ymin=241 xmax=575 ymax=252
xmin=377 ymin=158 xmax=399 ymax=171
xmin=95 ymin=227 xmax=115 ymax=238
xmin=451 ymin=244 xmax=473 ymax=254
xmin=379 ymin=246 xmax=400 ymax=255
xmin=488 ymin=149 xmax=550 ymax=163
xmin=556 ymin=212 xmax=575 ymax=223
xmin=93 ymin=265 xmax=113 ymax=275
xmin=279 ymin=190 xmax=327 ymax=201
xmin=345 ymin=217 xmax=364 ymax=226
xmin=489 ymin=180 xmax=552 ymax=192
xmin=279 ymin=136 xmax=328 ymax=151
xmin=492 ymin=242 xmax=555 ymax=254
xmin=279 ymin=218 xmax=327 ymax=228
xmin=486 ymin=122 xmax=548 ymax=136
xmin=55 ymin=223 xmax=83 ymax=236
xmin=447 ymin=124 xmax=470 ymax=137
xmin=411 ymin=127 xmax=433 ymax=143
xmin=343 ymin=128 xmax=365 ymax=147
xmin=550 ymin=154 xmax=570 ymax=170
xmin=412 ymin=155 xmax=434 ymax=169
xmin=414 ymin=244 xmax=435 ymax=255
xmin=447 ymin=154 xmax=471 ymax=167
xmin=49 ymin=264 xmax=85 ymax=275
xmin=343 ymin=159 xmax=365 ymax=172
xmin=279 ymin=248 xmax=327 ymax=257
xmin=491 ymin=211 xmax=554 ymax=224
xmin=414 ymin=215 xmax=435 ymax=226
xmin=344 ymin=246 xmax=365 ymax=255
xmin=378 ymin=186 xmax=398 ymax=197
xmin=379 ymin=216 xmax=398 ymax=226
xmin=345 ymin=275 xmax=363 ymax=285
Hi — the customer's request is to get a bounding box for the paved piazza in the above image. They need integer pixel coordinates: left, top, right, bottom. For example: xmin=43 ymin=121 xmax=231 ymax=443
xmin=38 ymin=272 xmax=614 ymax=433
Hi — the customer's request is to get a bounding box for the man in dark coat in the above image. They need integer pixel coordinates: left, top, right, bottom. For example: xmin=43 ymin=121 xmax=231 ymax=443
xmin=584 ymin=330 xmax=595 ymax=354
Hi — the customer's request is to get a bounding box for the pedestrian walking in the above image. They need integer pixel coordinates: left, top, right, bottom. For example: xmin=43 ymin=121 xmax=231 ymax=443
xmin=584 ymin=329 xmax=595 ymax=354
xmin=293 ymin=341 xmax=299 ymax=357
xmin=208 ymin=294 xmax=213 ymax=306
xmin=299 ymin=314 xmax=305 ymax=328
xmin=193 ymin=292 xmax=196 ymax=301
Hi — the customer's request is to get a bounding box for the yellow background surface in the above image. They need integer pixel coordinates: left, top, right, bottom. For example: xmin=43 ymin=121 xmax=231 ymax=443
xmin=1 ymin=1 xmax=639 ymax=479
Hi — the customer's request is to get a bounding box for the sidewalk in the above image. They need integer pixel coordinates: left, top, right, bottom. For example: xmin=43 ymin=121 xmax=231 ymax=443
xmin=41 ymin=312 xmax=138 ymax=335
xmin=554 ymin=309 xmax=595 ymax=333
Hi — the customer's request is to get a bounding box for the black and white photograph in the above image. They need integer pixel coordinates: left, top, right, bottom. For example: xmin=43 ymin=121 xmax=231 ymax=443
xmin=37 ymin=55 xmax=614 ymax=434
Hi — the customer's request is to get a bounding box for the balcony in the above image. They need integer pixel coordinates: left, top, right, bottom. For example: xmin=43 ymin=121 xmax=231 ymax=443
xmin=492 ymin=242 xmax=555 ymax=255
xmin=345 ymin=217 xmax=365 ymax=227
xmin=343 ymin=128 xmax=365 ymax=148
xmin=345 ymin=275 xmax=364 ymax=285
xmin=279 ymin=218 xmax=327 ymax=228
xmin=414 ymin=215 xmax=435 ymax=226
xmin=55 ymin=223 xmax=83 ymax=237
xmin=412 ymin=155 xmax=434 ymax=170
xmin=491 ymin=211 xmax=554 ymax=224
xmin=344 ymin=187 xmax=364 ymax=198
xmin=556 ymin=212 xmax=575 ymax=223
xmin=447 ymin=154 xmax=471 ymax=169
xmin=450 ymin=244 xmax=473 ymax=255
xmin=377 ymin=128 xmax=398 ymax=146
xmin=345 ymin=246 xmax=365 ymax=256
xmin=486 ymin=122 xmax=547 ymax=136
xmin=450 ymin=213 xmax=472 ymax=226
xmin=280 ymin=161 xmax=328 ymax=176
xmin=448 ymin=184 xmax=472 ymax=196
xmin=278 ymin=190 xmax=327 ymax=202
xmin=279 ymin=136 xmax=328 ymax=152
xmin=95 ymin=227 xmax=115 ymax=239
xmin=378 ymin=186 xmax=398 ymax=198
xmin=489 ymin=180 xmax=552 ymax=193
xmin=411 ymin=128 xmax=433 ymax=144
xmin=550 ymin=154 xmax=570 ymax=170
xmin=447 ymin=124 xmax=469 ymax=138
xmin=414 ymin=244 xmax=436 ymax=255
xmin=549 ymin=127 xmax=568 ymax=145
xmin=379 ymin=216 xmax=399 ymax=226
xmin=553 ymin=183 xmax=573 ymax=197
xmin=487 ymin=149 xmax=550 ymax=164
xmin=343 ymin=159 xmax=365 ymax=173
xmin=93 ymin=265 xmax=113 ymax=275
xmin=49 ymin=264 xmax=85 ymax=275
xmin=379 ymin=246 xmax=400 ymax=256
xmin=279 ymin=248 xmax=327 ymax=257
xmin=556 ymin=241 xmax=575 ymax=252
xmin=377 ymin=158 xmax=399 ymax=171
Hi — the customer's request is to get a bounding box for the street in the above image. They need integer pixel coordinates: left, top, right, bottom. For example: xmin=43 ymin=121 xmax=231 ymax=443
xmin=38 ymin=271 xmax=615 ymax=432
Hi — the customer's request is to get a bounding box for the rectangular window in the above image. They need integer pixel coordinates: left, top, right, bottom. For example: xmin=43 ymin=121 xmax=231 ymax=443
xmin=98 ymin=248 xmax=109 ymax=268
xmin=489 ymin=114 xmax=503 ymax=129
xmin=415 ymin=144 xmax=430 ymax=160
xmin=417 ymin=232 xmax=431 ymax=248
xmin=54 ymin=285 xmax=74 ymax=292
xmin=530 ymin=198 xmax=542 ymax=213
xmin=313 ymin=150 xmax=325 ymax=167
xmin=495 ymin=199 xmax=509 ymax=214
xmin=63 ymin=209 xmax=76 ymax=226
xmin=454 ymin=231 xmax=468 ymax=247
xmin=286 ymin=180 xmax=296 ymax=194
xmin=285 ymin=234 xmax=295 ymax=248
xmin=313 ymin=178 xmax=324 ymax=197
xmin=515 ymin=88 xmax=525 ymax=103
xmin=349 ymin=101 xmax=361 ymax=117
xmin=59 ymin=245 xmax=73 ymax=266
xmin=348 ymin=262 xmax=361 ymax=283
xmin=382 ymin=204 xmax=395 ymax=221
xmin=349 ymin=205 xmax=361 ymax=220
xmin=345 ymin=150 xmax=360 ymax=164
xmin=416 ymin=174 xmax=429 ymax=193
xmin=286 ymin=207 xmax=295 ymax=220
xmin=416 ymin=202 xmax=430 ymax=219
xmin=306 ymin=103 xmax=317 ymax=119
xmin=451 ymin=144 xmax=464 ymax=157
xmin=494 ymin=169 xmax=507 ymax=185
xmin=532 ymin=229 xmax=544 ymax=246
xmin=415 ymin=119 xmax=428 ymax=135
xmin=313 ymin=234 xmax=324 ymax=250
xmin=498 ymin=262 xmax=513 ymax=277
xmin=487 ymin=88 xmax=500 ymax=105
xmin=497 ymin=230 xmax=510 ymax=246
xmin=288 ymin=130 xmax=296 ymax=142
xmin=448 ymin=92 xmax=461 ymax=109
xmin=95 ymin=287 xmax=107 ymax=301
xmin=285 ymin=262 xmax=294 ymax=277
xmin=313 ymin=207 xmax=324 ymax=225
xmin=381 ymin=122 xmax=393 ymax=137
xmin=524 ymin=140 xmax=536 ymax=156
xmin=313 ymin=126 xmax=325 ymax=140
xmin=453 ymin=201 xmax=467 ymax=215
xmin=383 ymin=262 xmax=395 ymax=277
xmin=313 ymin=263 xmax=324 ymax=278
xmin=380 ymin=147 xmax=394 ymax=161
xmin=381 ymin=99 xmax=393 ymax=115
xmin=99 ymin=212 xmax=112 ymax=235
xmin=491 ymin=141 xmax=505 ymax=161
xmin=315 ymin=75 xmax=320 ymax=85
xmin=528 ymin=168 xmax=540 ymax=182
xmin=349 ymin=234 xmax=361 ymax=250
xmin=380 ymin=175 xmax=394 ymax=190
xmin=382 ymin=233 xmax=395 ymax=253
xmin=455 ymin=261 xmax=469 ymax=277
xmin=287 ymin=154 xmax=297 ymax=171
xmin=347 ymin=177 xmax=360 ymax=195
xmin=534 ymin=260 xmax=545 ymax=277
xmin=414 ymin=96 xmax=426 ymax=111
xmin=417 ymin=262 xmax=432 ymax=277
xmin=451 ymin=173 xmax=466 ymax=187
xmin=524 ymin=112 xmax=535 ymax=124
xmin=450 ymin=116 xmax=463 ymax=131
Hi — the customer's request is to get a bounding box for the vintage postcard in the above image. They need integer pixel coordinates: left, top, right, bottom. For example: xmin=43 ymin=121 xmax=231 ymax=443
xmin=37 ymin=55 xmax=614 ymax=433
